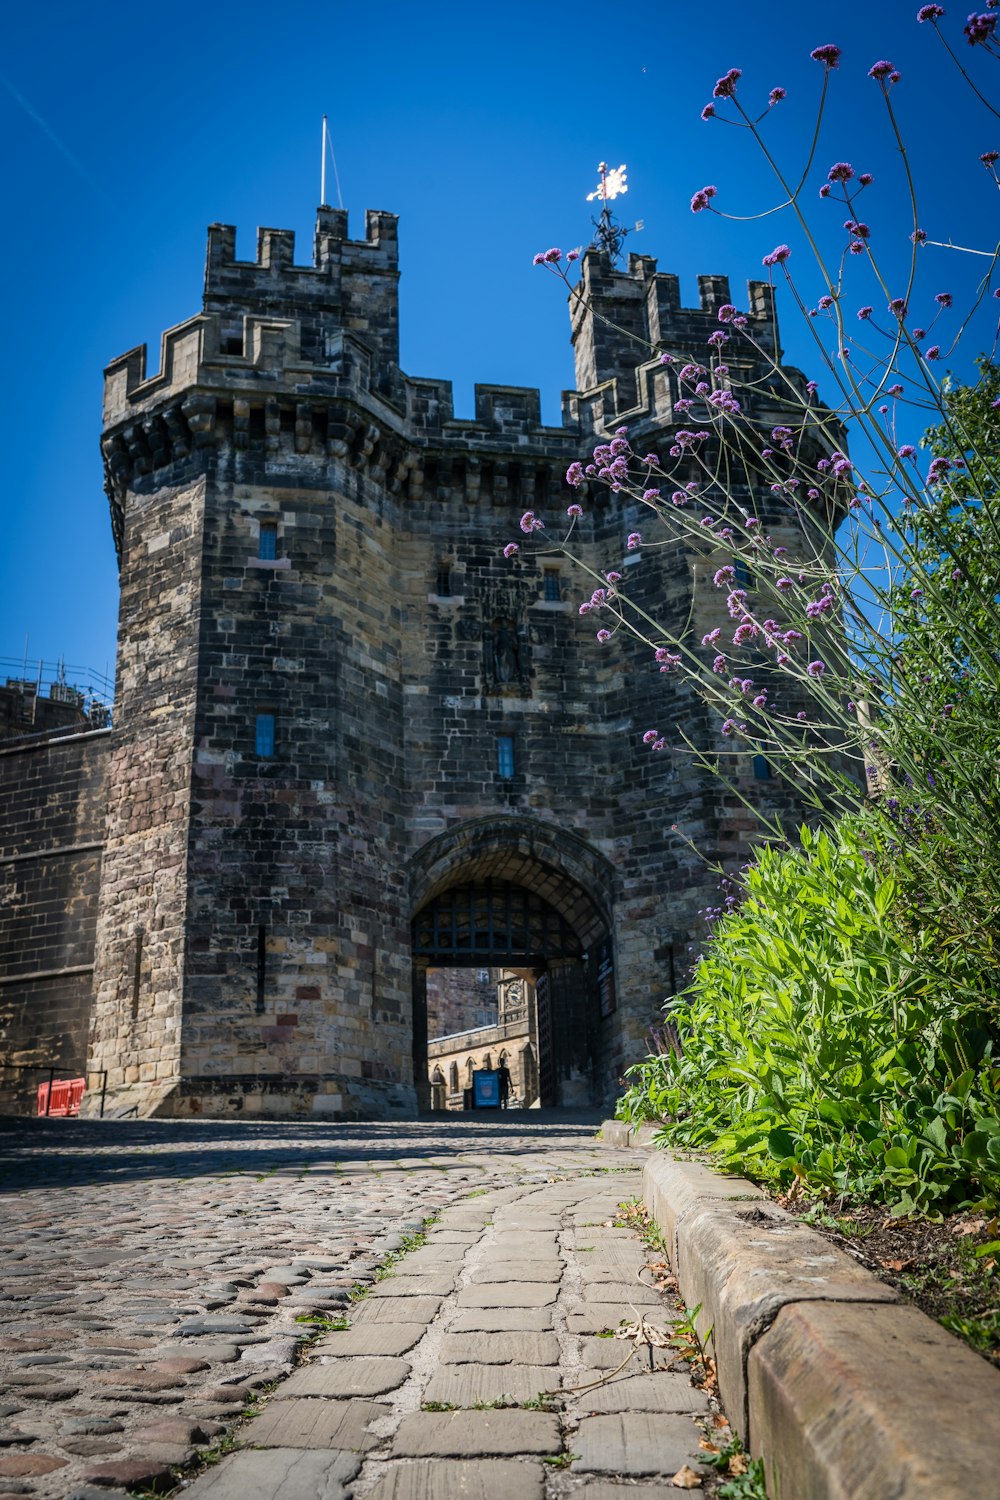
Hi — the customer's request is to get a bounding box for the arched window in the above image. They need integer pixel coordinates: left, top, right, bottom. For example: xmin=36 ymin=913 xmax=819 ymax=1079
xmin=465 ymin=1057 xmax=475 ymax=1085
xmin=449 ymin=1062 xmax=459 ymax=1092
xmin=483 ymin=1053 xmax=492 ymax=1071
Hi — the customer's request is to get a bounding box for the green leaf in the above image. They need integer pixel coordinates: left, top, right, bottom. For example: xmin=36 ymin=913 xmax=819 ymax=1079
xmin=767 ymin=1127 xmax=796 ymax=1160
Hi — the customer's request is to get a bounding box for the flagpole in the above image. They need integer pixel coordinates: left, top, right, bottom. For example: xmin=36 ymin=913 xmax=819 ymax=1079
xmin=321 ymin=115 xmax=328 ymax=206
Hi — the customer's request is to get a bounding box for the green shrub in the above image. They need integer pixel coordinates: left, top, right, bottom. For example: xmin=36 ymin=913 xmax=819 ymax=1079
xmin=618 ymin=820 xmax=1000 ymax=1217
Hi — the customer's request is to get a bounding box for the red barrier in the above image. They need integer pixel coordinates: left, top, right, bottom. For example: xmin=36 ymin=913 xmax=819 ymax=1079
xmin=36 ymin=1078 xmax=86 ymax=1117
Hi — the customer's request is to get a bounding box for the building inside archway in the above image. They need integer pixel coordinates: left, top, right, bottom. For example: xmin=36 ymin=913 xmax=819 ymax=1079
xmin=426 ymin=967 xmax=541 ymax=1110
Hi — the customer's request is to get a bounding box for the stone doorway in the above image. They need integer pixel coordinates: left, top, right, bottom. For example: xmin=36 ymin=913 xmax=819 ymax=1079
xmin=410 ymin=875 xmax=612 ymax=1112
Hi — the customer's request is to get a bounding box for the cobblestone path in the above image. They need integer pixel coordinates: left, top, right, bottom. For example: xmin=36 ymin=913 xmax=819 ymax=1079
xmin=0 ymin=1116 xmax=721 ymax=1499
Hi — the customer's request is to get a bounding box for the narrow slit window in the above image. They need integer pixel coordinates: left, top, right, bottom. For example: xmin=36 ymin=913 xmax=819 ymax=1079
xmin=543 ymin=568 xmax=561 ymax=601
xmin=752 ymin=752 xmax=771 ymax=780
xmin=256 ymin=924 xmax=267 ymax=1013
xmin=436 ymin=563 xmax=452 ymax=597
xmin=497 ymin=735 xmax=515 ymax=779
xmin=255 ymin=712 xmax=276 ymax=757
xmin=734 ymin=558 xmax=752 ymax=590
xmin=131 ymin=926 xmax=144 ymax=1020
xmin=258 ymin=523 xmax=277 ymax=560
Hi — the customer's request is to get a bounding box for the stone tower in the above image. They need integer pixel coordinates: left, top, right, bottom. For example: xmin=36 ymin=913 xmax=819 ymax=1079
xmin=87 ymin=209 xmax=830 ymax=1119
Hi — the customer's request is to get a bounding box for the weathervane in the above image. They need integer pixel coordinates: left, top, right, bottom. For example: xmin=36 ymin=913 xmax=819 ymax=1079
xmin=587 ymin=162 xmax=630 ymax=264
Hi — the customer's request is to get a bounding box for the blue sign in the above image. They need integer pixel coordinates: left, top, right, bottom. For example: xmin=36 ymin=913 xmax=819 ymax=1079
xmin=473 ymin=1070 xmax=500 ymax=1108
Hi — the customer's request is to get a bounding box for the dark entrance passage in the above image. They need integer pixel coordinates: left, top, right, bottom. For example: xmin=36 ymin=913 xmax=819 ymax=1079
xmin=411 ymin=876 xmax=611 ymax=1112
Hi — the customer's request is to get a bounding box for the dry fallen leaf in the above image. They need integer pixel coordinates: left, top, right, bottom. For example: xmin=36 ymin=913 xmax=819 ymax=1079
xmin=879 ymin=1258 xmax=913 ymax=1272
xmin=728 ymin=1452 xmax=749 ymax=1476
xmin=712 ymin=1413 xmax=731 ymax=1430
xmin=671 ymin=1465 xmax=702 ymax=1489
xmin=956 ymin=1218 xmax=986 ymax=1237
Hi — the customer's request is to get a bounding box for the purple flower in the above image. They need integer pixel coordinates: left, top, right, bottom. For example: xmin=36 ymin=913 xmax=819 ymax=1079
xmin=796 ymin=711 xmax=808 ymax=721
xmin=566 ymin=461 xmax=584 ymax=486
xmin=911 ymin=228 xmax=927 ymax=244
xmin=898 ymin=444 xmax=916 ymax=458
xmin=567 ymin=502 xmax=584 ymax=519
xmin=708 ymin=330 xmax=729 ymax=347
xmin=626 ymin=532 xmax=643 ymax=550
xmin=503 ymin=542 xmax=519 ymax=558
xmin=721 ymin=718 xmax=738 ymax=736
xmin=868 ymin=59 xmax=895 ymax=78
xmin=596 ymin=629 xmax=611 ymax=643
xmin=769 ymin=86 xmax=787 ymax=104
xmin=531 ymin=253 xmax=546 ymax=266
xmin=691 ymin=185 xmax=718 ymax=213
xmin=718 ymin=304 xmax=737 ymax=323
xmin=643 ymin=453 xmax=659 ymax=465
xmin=918 ymin=3 xmax=945 ymax=18
xmin=753 ymin=693 xmax=768 ymax=708
xmin=543 ymin=248 xmax=561 ymax=263
xmin=643 ymin=488 xmax=661 ymax=502
xmin=566 ymin=250 xmax=580 ymax=263
xmin=858 ymin=305 xmax=874 ymax=320
xmin=811 ymin=43 xmax=842 ymax=67
xmin=713 ymin=655 xmax=727 ymax=674
xmin=520 ymin=510 xmax=543 ymax=533
xmin=701 ymin=103 xmax=716 ymax=120
xmin=713 ymin=67 xmax=742 ymax=98
xmin=703 ymin=628 xmax=722 ymax=646
xmin=982 ymin=150 xmax=1000 ymax=166
xmin=776 ymin=576 xmax=794 ymax=592
xmin=859 ymin=172 xmax=874 ymax=185
xmin=700 ymin=516 xmax=716 ymax=528
xmin=965 ymin=11 xmax=997 ymax=44
xmin=762 ymin=244 xmax=792 ymax=267
xmin=828 ymin=161 xmax=855 ymax=182
xmin=714 ymin=565 xmax=736 ymax=587
xmin=671 ymin=491 xmax=688 ymax=507
xmin=889 ymin=298 xmax=908 ymax=319
xmin=806 ymin=660 xmax=826 ymax=677
xmin=643 ymin=729 xmax=658 ymax=744
xmin=578 ymin=602 xmax=591 ymax=615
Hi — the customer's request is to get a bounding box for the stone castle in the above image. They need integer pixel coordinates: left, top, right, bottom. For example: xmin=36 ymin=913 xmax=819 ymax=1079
xmin=0 ymin=205 xmax=830 ymax=1119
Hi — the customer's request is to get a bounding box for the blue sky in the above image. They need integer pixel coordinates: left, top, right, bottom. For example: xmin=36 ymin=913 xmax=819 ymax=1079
xmin=2 ymin=0 xmax=996 ymax=689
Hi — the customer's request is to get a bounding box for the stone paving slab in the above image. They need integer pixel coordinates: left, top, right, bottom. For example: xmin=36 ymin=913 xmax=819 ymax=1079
xmin=455 ymin=1283 xmax=557 ymax=1308
xmin=185 ymin=1447 xmax=361 ymax=1499
xmin=437 ymin=1332 xmax=560 ymax=1366
xmin=366 ymin=1276 xmax=456 ymax=1298
xmin=447 ymin=1308 xmax=553 ymax=1333
xmin=578 ymin=1336 xmax=675 ymax=1372
xmin=276 ymin=1358 xmax=411 ymax=1398
xmin=577 ymin=1280 xmax=663 ymax=1305
xmin=391 ymin=1410 xmax=560 ymax=1457
xmin=241 ymin=1397 xmax=389 ymax=1451
xmin=364 ymin=1458 xmax=546 ymax=1499
xmin=422 ymin=1363 xmax=559 ymax=1407
xmin=313 ymin=1325 xmax=426 ymax=1358
xmin=468 ymin=1260 xmax=561 ymax=1283
xmin=572 ymin=1413 xmax=707 ymax=1476
xmin=350 ymin=1297 xmax=444 ymax=1325
xmin=568 ymin=1370 xmax=710 ymax=1415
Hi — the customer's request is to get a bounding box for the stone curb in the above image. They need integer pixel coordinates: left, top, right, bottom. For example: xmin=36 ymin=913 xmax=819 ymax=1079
xmin=597 ymin=1120 xmax=660 ymax=1150
xmin=599 ymin=1123 xmax=1000 ymax=1498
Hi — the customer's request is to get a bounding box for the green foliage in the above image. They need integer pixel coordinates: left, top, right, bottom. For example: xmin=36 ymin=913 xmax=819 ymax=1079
xmin=618 ymin=820 xmax=1000 ymax=1216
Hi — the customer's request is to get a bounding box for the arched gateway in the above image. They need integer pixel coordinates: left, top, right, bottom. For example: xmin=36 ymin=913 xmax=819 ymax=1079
xmin=407 ymin=818 xmax=618 ymax=1110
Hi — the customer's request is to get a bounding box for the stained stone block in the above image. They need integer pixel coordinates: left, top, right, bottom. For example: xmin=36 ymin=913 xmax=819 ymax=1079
xmin=276 ymin=1358 xmax=410 ymax=1398
xmin=350 ymin=1297 xmax=443 ymax=1325
xmin=437 ymin=1332 xmax=559 ymax=1366
xmin=184 ymin=1448 xmax=361 ymax=1499
xmin=448 ymin=1308 xmax=553 ymax=1334
xmin=241 ymin=1398 xmax=388 ymax=1451
xmin=422 ymin=1363 xmax=559 ymax=1407
xmin=456 ymin=1284 xmax=556 ymax=1308
xmin=313 ymin=1325 xmax=425 ymax=1358
xmin=565 ymin=1304 xmax=641 ymax=1335
xmin=364 ymin=1459 xmax=545 ymax=1500
xmin=367 ymin=1276 xmax=455 ymax=1298
xmin=568 ymin=1371 xmax=709 ymax=1415
xmin=391 ymin=1410 xmax=560 ymax=1457
xmin=572 ymin=1414 xmax=705 ymax=1476
xmin=468 ymin=1261 xmax=561 ymax=1284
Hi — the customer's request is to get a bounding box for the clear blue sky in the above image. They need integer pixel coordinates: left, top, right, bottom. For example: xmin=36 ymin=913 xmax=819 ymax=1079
xmin=2 ymin=0 xmax=996 ymax=687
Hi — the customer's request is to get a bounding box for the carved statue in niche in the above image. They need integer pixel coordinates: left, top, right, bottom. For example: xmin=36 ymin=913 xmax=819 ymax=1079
xmin=481 ymin=585 xmax=531 ymax=694
xmin=484 ymin=616 xmax=529 ymax=692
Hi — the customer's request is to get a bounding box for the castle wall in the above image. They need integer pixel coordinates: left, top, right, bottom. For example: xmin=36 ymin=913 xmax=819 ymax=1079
xmin=0 ymin=730 xmax=109 ymax=1112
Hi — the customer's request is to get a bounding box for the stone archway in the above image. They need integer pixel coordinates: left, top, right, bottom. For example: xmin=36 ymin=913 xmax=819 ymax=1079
xmin=408 ymin=818 xmax=617 ymax=1112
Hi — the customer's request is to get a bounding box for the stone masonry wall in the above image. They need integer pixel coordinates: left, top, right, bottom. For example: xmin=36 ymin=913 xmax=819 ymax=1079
xmin=0 ymin=730 xmax=109 ymax=1113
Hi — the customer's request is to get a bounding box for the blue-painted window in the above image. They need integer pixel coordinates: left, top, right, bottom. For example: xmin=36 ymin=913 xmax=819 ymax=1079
xmin=258 ymin=523 xmax=277 ymax=560
xmin=752 ymin=752 xmax=771 ymax=780
xmin=497 ymin=736 xmax=515 ymax=778
xmin=734 ymin=558 xmax=751 ymax=590
xmin=543 ymin=569 xmax=561 ymax=601
xmin=255 ymin=712 xmax=276 ymax=757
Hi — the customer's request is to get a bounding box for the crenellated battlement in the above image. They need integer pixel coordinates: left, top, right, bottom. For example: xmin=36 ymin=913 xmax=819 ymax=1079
xmin=569 ymin=247 xmax=781 ymax=406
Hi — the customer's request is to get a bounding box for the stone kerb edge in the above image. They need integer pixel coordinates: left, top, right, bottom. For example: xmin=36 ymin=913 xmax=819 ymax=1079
xmin=633 ymin=1144 xmax=1000 ymax=1499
